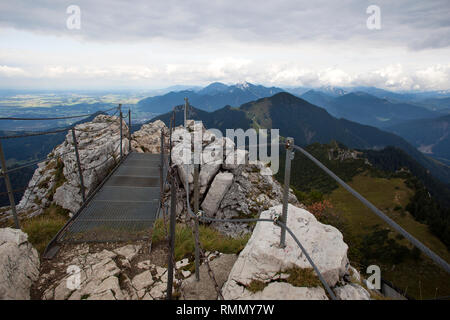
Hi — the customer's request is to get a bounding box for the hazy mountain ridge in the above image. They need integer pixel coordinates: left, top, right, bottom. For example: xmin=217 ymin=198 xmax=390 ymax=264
xmin=153 ymin=92 xmax=450 ymax=186
xmin=137 ymin=81 xmax=285 ymax=113
xmin=300 ymin=90 xmax=438 ymax=128
xmin=386 ymin=115 xmax=450 ymax=163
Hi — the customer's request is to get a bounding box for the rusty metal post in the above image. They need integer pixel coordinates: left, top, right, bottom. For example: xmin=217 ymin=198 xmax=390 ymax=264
xmin=128 ymin=108 xmax=132 ymax=152
xmin=0 ymin=139 xmax=20 ymax=229
xmin=169 ymin=111 xmax=175 ymax=166
xmin=72 ymin=128 xmax=86 ymax=203
xmin=280 ymin=137 xmax=294 ymax=247
xmin=193 ymin=164 xmax=200 ymax=281
xmin=119 ymin=104 xmax=123 ymax=160
xmin=166 ymin=173 xmax=176 ymax=300
xmin=184 ymin=98 xmax=188 ymax=128
xmin=160 ymin=128 xmax=164 ymax=208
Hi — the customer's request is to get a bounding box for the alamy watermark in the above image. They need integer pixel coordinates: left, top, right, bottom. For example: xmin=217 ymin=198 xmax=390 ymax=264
xmin=66 ymin=5 xmax=81 ymax=30
xmin=366 ymin=265 xmax=381 ymax=290
xmin=366 ymin=5 xmax=381 ymax=30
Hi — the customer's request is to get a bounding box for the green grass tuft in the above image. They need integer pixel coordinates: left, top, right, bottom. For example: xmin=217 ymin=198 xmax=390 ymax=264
xmin=247 ymin=279 xmax=267 ymax=293
xmin=284 ymin=267 xmax=322 ymax=288
xmin=151 ymin=218 xmax=250 ymax=261
xmin=22 ymin=204 xmax=69 ymax=255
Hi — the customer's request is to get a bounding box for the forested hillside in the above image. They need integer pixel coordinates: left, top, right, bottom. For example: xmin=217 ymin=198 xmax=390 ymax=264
xmin=275 ymin=142 xmax=450 ymax=299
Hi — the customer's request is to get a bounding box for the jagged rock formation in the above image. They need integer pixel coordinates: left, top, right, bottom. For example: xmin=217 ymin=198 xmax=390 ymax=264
xmin=131 ymin=120 xmax=168 ymax=153
xmin=222 ymin=204 xmax=370 ymax=300
xmin=0 ymin=228 xmax=40 ymax=299
xmin=2 ymin=115 xmax=130 ymax=220
xmin=170 ymin=120 xmax=299 ymax=237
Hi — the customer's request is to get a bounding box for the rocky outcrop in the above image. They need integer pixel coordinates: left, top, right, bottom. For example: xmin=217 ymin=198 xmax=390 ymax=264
xmin=0 ymin=228 xmax=40 ymax=300
xmin=131 ymin=120 xmax=168 ymax=153
xmin=222 ymin=204 xmax=350 ymax=300
xmin=170 ymin=120 xmax=299 ymax=237
xmin=0 ymin=115 xmax=130 ymax=220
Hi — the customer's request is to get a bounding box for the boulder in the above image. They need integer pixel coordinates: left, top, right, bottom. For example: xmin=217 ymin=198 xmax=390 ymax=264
xmin=171 ymin=141 xmax=194 ymax=188
xmin=201 ymin=172 xmax=234 ymax=217
xmin=228 ymin=282 xmax=328 ymax=300
xmin=0 ymin=228 xmax=40 ymax=300
xmin=222 ymin=204 xmax=349 ymax=300
xmin=335 ymin=283 xmax=370 ymax=300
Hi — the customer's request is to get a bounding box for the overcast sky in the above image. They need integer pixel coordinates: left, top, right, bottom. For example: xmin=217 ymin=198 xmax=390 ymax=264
xmin=0 ymin=0 xmax=449 ymax=91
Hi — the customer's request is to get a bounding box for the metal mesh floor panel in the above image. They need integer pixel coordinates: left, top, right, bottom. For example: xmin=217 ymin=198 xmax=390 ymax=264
xmin=60 ymin=220 xmax=154 ymax=242
xmin=127 ymin=153 xmax=161 ymax=161
xmin=76 ymin=200 xmax=159 ymax=221
xmin=123 ymin=159 xmax=160 ymax=167
xmin=115 ymin=165 xmax=160 ymax=177
xmin=105 ymin=176 xmax=159 ymax=187
xmin=95 ymin=186 xmax=160 ymax=201
xmin=57 ymin=152 xmax=162 ymax=243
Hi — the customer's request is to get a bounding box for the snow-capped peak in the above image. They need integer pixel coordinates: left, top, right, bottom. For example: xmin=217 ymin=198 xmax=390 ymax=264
xmin=235 ymin=81 xmax=251 ymax=90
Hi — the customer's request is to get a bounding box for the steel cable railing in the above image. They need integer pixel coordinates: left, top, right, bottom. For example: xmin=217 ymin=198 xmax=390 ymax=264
xmin=180 ymin=162 xmax=339 ymax=300
xmin=166 ymin=101 xmax=450 ymax=300
xmin=0 ymin=105 xmax=127 ymax=228
xmin=0 ymin=106 xmax=120 ymax=139
xmin=291 ymin=143 xmax=450 ymax=274
xmin=0 ymin=106 xmax=118 ymax=121
xmin=163 ymin=102 xmax=338 ymax=300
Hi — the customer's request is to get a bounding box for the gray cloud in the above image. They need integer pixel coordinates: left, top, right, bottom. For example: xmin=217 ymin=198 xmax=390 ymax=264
xmin=0 ymin=0 xmax=448 ymax=50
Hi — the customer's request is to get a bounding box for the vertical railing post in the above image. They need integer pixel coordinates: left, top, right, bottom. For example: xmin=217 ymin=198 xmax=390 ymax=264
xmin=128 ymin=108 xmax=132 ymax=152
xmin=280 ymin=137 xmax=294 ymax=247
xmin=72 ymin=128 xmax=86 ymax=203
xmin=184 ymin=97 xmax=188 ymax=128
xmin=193 ymin=164 xmax=200 ymax=281
xmin=169 ymin=111 xmax=175 ymax=167
xmin=0 ymin=139 xmax=20 ymax=229
xmin=119 ymin=104 xmax=123 ymax=160
xmin=160 ymin=128 xmax=164 ymax=209
xmin=167 ymin=173 xmax=176 ymax=300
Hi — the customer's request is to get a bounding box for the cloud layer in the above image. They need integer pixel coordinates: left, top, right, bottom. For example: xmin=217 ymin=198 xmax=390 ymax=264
xmin=0 ymin=0 xmax=449 ymax=90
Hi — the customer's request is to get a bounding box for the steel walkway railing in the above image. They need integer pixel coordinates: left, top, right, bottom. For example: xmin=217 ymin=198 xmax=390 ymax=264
xmin=164 ymin=101 xmax=339 ymax=299
xmin=163 ymin=99 xmax=450 ymax=301
xmin=291 ymin=143 xmax=450 ymax=274
xmin=0 ymin=104 xmax=127 ymax=229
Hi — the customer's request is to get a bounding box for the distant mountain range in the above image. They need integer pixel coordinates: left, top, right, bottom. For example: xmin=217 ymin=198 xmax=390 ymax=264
xmin=137 ymin=82 xmax=284 ymax=113
xmin=152 ymin=92 xmax=450 ymax=186
xmin=386 ymin=115 xmax=450 ymax=165
xmin=300 ymin=90 xmax=438 ymax=128
xmin=138 ymin=82 xmax=450 ymax=126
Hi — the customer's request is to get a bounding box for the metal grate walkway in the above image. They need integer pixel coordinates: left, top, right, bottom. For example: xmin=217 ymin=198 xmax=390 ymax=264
xmin=57 ymin=152 xmax=162 ymax=243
